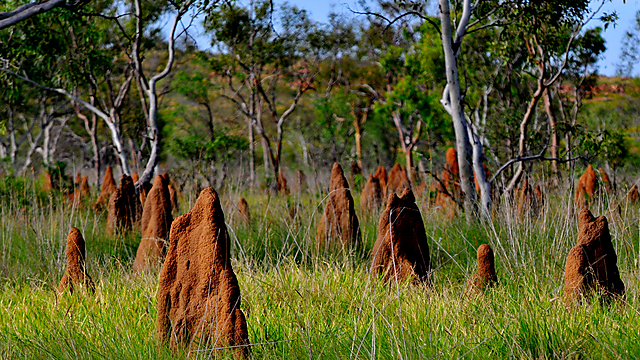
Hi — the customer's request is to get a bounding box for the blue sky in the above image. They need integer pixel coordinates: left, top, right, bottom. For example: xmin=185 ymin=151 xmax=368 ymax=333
xmin=187 ymin=0 xmax=640 ymax=77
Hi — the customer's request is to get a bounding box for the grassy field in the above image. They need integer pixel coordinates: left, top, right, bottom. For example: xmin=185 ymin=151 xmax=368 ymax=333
xmin=0 ymin=176 xmax=639 ymax=359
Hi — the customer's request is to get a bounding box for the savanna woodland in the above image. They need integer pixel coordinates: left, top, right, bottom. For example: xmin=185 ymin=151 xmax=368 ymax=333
xmin=1 ymin=0 xmax=640 ymax=358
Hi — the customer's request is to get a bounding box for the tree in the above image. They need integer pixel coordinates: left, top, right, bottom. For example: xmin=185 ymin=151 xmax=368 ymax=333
xmin=0 ymin=0 xmax=87 ymax=30
xmin=204 ymin=0 xmax=318 ymax=189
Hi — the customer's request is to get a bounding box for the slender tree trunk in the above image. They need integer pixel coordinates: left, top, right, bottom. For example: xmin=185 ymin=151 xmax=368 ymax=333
xmin=439 ymin=0 xmax=477 ymax=214
xmin=506 ymin=56 xmax=545 ymax=195
xmin=543 ymin=87 xmax=559 ymax=177
xmin=354 ymin=109 xmax=366 ymax=172
xmin=248 ymin=118 xmax=255 ymax=188
xmin=467 ymin=123 xmax=492 ymax=216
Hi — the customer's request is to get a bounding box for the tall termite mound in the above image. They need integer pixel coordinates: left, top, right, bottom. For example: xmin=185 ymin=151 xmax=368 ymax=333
xmin=372 ymin=166 xmax=388 ymax=198
xmin=575 ymin=165 xmax=597 ymax=208
xmin=599 ymin=167 xmax=613 ymax=194
xmin=133 ymin=174 xmax=173 ymax=272
xmin=69 ymin=175 xmax=91 ymax=206
xmin=564 ymin=208 xmax=625 ymax=303
xmin=277 ymin=169 xmax=290 ymax=195
xmin=57 ymin=227 xmax=94 ymax=294
xmin=43 ymin=172 xmax=54 ymax=192
xmin=237 ymin=197 xmax=251 ymax=225
xmin=168 ymin=183 xmax=179 ymax=212
xmin=316 ymin=163 xmax=361 ymax=251
xmin=361 ymin=174 xmax=383 ymax=212
xmin=80 ymin=176 xmax=90 ymax=197
xmin=107 ymin=175 xmax=141 ymax=233
xmin=516 ymin=179 xmax=543 ymax=218
xmin=628 ymin=184 xmax=639 ymax=203
xmin=371 ymin=189 xmax=431 ymax=284
xmin=296 ymin=169 xmax=307 ymax=193
xmin=161 ymin=172 xmax=179 ymax=212
xmin=435 ymin=147 xmax=459 ymax=219
xmin=467 ymin=244 xmax=497 ymax=293
xmin=157 ymin=187 xmax=249 ymax=358
xmin=387 ymin=163 xmax=410 ymax=195
xmin=94 ymin=166 xmax=117 ymax=210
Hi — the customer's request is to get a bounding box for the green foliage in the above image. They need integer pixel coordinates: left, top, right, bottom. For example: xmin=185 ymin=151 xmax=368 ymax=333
xmin=171 ymin=133 xmax=247 ymax=162
xmin=577 ymin=129 xmax=629 ymax=168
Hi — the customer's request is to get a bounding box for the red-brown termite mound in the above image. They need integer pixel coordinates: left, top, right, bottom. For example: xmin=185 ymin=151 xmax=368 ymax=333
xmin=43 ymin=172 xmax=54 ymax=192
xmin=387 ymin=163 xmax=410 ymax=196
xmin=575 ymin=165 xmax=597 ymax=208
xmin=57 ymin=227 xmax=95 ymax=295
xmin=467 ymin=244 xmax=497 ymax=293
xmin=156 ymin=187 xmax=250 ymax=358
xmin=277 ymin=169 xmax=290 ymax=195
xmin=296 ymin=169 xmax=307 ymax=193
xmin=237 ymin=197 xmax=251 ymax=225
xmin=371 ymin=189 xmax=431 ymax=285
xmin=133 ymin=174 xmax=173 ymax=272
xmin=316 ymin=162 xmax=361 ymax=252
xmin=599 ymin=167 xmax=613 ymax=194
xmin=564 ymin=208 xmax=625 ymax=304
xmin=94 ymin=166 xmax=117 ymax=210
xmin=361 ymin=174 xmax=383 ymax=212
xmin=628 ymin=184 xmax=639 ymax=203
xmin=106 ymin=175 xmax=141 ymax=234
xmin=372 ymin=166 xmax=388 ymax=198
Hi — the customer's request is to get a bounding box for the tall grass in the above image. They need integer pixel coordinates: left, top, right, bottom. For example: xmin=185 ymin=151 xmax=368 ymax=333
xmin=0 ymin=174 xmax=639 ymax=359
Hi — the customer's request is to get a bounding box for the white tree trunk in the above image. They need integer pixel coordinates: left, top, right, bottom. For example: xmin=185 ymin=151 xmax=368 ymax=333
xmin=439 ymin=0 xmax=478 ymax=214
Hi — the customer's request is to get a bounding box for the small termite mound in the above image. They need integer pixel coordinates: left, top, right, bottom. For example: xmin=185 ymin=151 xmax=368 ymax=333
xmin=57 ymin=227 xmax=95 ymax=295
xmin=467 ymin=244 xmax=497 ymax=294
xmin=371 ymin=189 xmax=431 ymax=285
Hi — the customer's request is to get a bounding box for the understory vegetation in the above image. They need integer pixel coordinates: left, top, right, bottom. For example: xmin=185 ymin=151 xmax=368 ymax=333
xmin=0 ymin=177 xmax=639 ymax=359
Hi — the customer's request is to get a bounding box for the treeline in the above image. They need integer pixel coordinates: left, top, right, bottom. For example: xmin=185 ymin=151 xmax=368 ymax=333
xmin=1 ymin=0 xmax=639 ymax=215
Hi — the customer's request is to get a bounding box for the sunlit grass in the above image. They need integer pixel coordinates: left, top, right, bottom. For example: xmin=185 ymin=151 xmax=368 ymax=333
xmin=0 ymin=177 xmax=639 ymax=358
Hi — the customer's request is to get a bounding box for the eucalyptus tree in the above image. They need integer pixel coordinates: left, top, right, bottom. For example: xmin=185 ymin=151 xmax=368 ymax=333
xmin=0 ymin=0 xmax=88 ymax=30
xmin=204 ymin=0 xmax=320 ymax=188
xmin=1 ymin=0 xmax=207 ymax=185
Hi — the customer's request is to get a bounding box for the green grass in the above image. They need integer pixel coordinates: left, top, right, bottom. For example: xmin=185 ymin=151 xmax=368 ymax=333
xmin=1 ymin=178 xmax=639 ymax=359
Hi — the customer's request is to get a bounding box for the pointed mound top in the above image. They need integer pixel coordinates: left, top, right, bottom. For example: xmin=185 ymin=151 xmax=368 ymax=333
xmin=187 ymin=187 xmax=223 ymax=221
xmin=477 ymin=243 xmax=493 ymax=261
xmin=132 ymin=172 xmax=140 ymax=184
xmin=373 ymin=166 xmax=387 ymax=179
xmin=153 ymin=173 xmax=169 ymax=188
xmin=102 ymin=166 xmax=116 ymax=190
xmin=329 ymin=162 xmax=349 ymax=191
xmin=577 ymin=208 xmax=609 ymax=245
xmin=120 ymin=174 xmax=134 ymax=188
xmin=65 ymin=227 xmax=86 ymax=271
xmin=67 ymin=227 xmax=84 ymax=250
xmin=385 ymin=188 xmax=416 ymax=210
